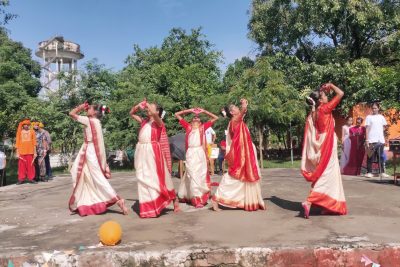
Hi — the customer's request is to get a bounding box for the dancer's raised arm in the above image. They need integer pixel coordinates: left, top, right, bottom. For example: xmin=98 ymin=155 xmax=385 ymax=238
xmin=199 ymin=108 xmax=219 ymax=124
xmin=146 ymin=103 xmax=163 ymax=127
xmin=175 ymin=109 xmax=193 ymax=121
xmin=239 ymin=98 xmax=248 ymax=116
xmin=69 ymin=103 xmax=87 ymax=120
xmin=130 ymin=100 xmax=146 ymax=123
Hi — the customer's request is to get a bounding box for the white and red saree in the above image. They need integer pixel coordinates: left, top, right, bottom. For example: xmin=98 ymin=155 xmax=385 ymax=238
xmin=135 ymin=120 xmax=176 ymax=218
xmin=69 ymin=116 xmax=119 ymax=216
xmin=178 ymin=119 xmax=211 ymax=207
xmin=213 ymin=116 xmax=265 ymax=211
xmin=301 ymin=95 xmax=347 ymax=215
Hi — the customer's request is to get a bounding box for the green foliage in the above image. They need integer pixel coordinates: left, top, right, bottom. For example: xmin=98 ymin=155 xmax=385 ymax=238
xmin=0 ymin=30 xmax=41 ymax=137
xmin=0 ymin=0 xmax=17 ymax=27
xmin=230 ymin=56 xmax=305 ymax=133
xmin=249 ymin=0 xmax=400 ymax=64
xmin=105 ymin=27 xmax=224 ymax=149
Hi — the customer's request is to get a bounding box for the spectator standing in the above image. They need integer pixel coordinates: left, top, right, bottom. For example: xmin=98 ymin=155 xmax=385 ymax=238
xmin=365 ymin=102 xmax=389 ymax=178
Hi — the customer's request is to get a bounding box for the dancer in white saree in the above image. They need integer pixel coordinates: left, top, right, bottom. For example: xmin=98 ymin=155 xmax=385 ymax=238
xmin=69 ymin=103 xmax=128 ymax=216
xmin=301 ymin=83 xmax=347 ymax=219
xmin=130 ymin=100 xmax=179 ymax=218
xmin=212 ymin=99 xmax=265 ymax=212
xmin=175 ymin=107 xmax=218 ymax=208
xmin=340 ymin=116 xmax=352 ymax=173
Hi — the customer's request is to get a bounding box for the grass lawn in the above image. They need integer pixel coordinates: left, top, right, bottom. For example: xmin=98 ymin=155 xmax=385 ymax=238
xmin=1 ymin=159 xmax=68 ymax=186
xmin=263 ymin=159 xmax=301 ymax=169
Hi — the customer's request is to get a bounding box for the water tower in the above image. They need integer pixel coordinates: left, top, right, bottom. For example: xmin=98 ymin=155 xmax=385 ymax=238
xmin=35 ymin=36 xmax=84 ymax=91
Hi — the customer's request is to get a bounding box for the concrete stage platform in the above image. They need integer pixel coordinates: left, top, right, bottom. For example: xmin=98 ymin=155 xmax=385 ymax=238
xmin=0 ymin=169 xmax=399 ymax=266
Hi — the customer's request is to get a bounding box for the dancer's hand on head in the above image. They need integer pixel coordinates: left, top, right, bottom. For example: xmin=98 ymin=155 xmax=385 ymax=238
xmin=321 ymin=83 xmax=333 ymax=92
xmin=240 ymin=98 xmax=248 ymax=108
xmin=192 ymin=107 xmax=203 ymax=114
xmin=139 ymin=100 xmax=147 ymax=110
xmin=146 ymin=103 xmax=156 ymax=115
xmin=79 ymin=103 xmax=87 ymax=110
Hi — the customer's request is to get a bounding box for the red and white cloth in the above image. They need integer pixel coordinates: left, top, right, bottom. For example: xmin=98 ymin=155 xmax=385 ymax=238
xmin=213 ymin=115 xmax=265 ymax=211
xmin=178 ymin=119 xmax=211 ymax=206
xmin=301 ymin=96 xmax=347 ymax=215
xmin=69 ymin=116 xmax=119 ymax=216
xmin=135 ymin=120 xmax=176 ymax=218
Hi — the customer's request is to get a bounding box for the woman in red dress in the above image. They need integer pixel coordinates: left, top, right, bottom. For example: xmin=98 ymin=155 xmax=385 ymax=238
xmin=342 ymin=117 xmax=366 ymax=175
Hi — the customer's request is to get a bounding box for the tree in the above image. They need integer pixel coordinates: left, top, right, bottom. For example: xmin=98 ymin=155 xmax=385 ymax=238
xmin=229 ymin=57 xmax=305 ymax=167
xmin=0 ymin=0 xmax=16 ymax=27
xmin=222 ymin=57 xmax=255 ymax=92
xmin=0 ymin=30 xmax=41 ymax=137
xmin=108 ymin=27 xmax=224 ymax=149
xmin=248 ymin=0 xmax=400 ymax=64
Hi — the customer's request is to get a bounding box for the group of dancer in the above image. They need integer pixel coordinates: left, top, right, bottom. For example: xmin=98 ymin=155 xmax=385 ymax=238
xmin=67 ymin=82 xmax=347 ymax=219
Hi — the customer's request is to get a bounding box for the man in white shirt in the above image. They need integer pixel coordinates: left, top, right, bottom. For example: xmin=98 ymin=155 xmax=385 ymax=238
xmin=205 ymin=127 xmax=216 ymax=144
xmin=365 ymin=102 xmax=388 ymax=178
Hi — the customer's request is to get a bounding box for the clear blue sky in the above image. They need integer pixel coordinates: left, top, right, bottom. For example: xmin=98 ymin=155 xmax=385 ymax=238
xmin=6 ymin=0 xmax=257 ymax=71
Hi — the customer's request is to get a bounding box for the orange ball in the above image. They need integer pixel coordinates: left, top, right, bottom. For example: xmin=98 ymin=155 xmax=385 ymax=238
xmin=98 ymin=221 xmax=122 ymax=246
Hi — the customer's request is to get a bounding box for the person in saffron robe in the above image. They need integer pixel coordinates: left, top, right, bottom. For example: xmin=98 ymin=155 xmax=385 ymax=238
xmin=342 ymin=117 xmax=366 ymax=175
xmin=69 ymin=103 xmax=128 ymax=216
xmin=211 ymin=98 xmax=265 ymax=211
xmin=174 ymin=107 xmax=219 ymax=208
xmin=15 ymin=119 xmax=37 ymax=184
xmin=301 ymin=83 xmax=347 ymax=218
xmin=130 ymin=100 xmax=179 ymax=218
xmin=340 ymin=116 xmax=352 ymax=173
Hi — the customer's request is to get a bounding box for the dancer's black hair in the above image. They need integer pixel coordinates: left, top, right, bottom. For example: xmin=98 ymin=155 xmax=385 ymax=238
xmin=155 ymin=103 xmax=164 ymax=118
xmin=92 ymin=104 xmax=110 ymax=120
xmin=223 ymin=105 xmax=233 ymax=119
xmin=306 ymin=91 xmax=320 ymax=107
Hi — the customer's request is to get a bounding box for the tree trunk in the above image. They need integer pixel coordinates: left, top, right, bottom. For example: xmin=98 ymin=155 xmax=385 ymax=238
xmin=258 ymin=126 xmax=264 ymax=169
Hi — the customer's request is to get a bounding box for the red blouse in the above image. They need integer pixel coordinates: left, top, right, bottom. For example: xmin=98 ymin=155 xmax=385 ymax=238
xmin=316 ymin=95 xmax=341 ymax=133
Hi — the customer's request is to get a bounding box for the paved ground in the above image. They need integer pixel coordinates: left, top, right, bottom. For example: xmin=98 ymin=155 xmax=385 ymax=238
xmin=0 ymin=169 xmax=399 ymax=266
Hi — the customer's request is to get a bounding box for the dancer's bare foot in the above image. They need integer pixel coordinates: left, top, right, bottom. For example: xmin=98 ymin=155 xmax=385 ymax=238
xmin=301 ymin=201 xmax=311 ymax=219
xmin=195 ymin=203 xmax=204 ymax=209
xmin=117 ymin=199 xmax=128 ymax=215
xmin=211 ymin=199 xmax=221 ymax=211
xmin=174 ymin=199 xmax=181 ymax=213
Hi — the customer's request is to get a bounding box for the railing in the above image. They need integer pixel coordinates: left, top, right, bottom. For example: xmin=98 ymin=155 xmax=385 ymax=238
xmin=38 ymin=41 xmax=82 ymax=53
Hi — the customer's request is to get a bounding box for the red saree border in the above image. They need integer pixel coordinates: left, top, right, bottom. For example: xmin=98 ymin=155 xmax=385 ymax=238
xmin=76 ymin=197 xmax=120 ymax=216
xmin=139 ymin=190 xmax=176 ymax=218
xmin=307 ymin=191 xmax=347 ymax=215
xmin=301 ymin=115 xmax=335 ymax=183
xmin=225 ymin=120 xmax=260 ymax=183
xmin=212 ymin=195 xmax=266 ymax=212
xmin=89 ymin=119 xmax=111 ymax=179
xmin=179 ymin=191 xmax=210 ymax=207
